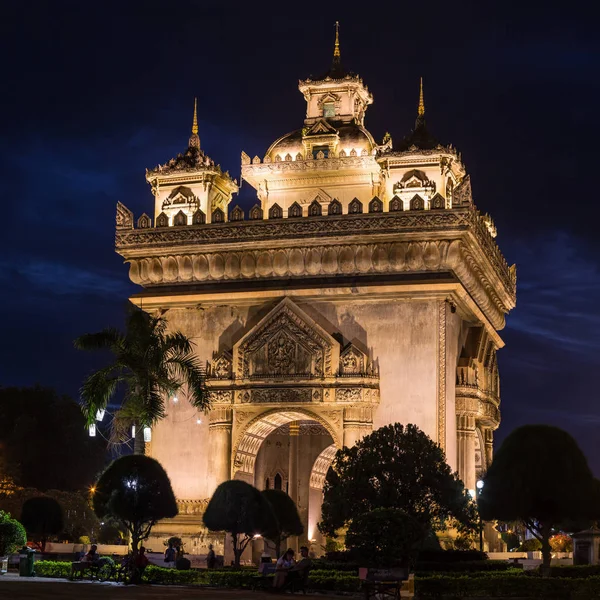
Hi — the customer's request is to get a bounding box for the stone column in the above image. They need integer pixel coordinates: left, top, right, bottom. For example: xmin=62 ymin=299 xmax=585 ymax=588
xmin=208 ymin=408 xmax=232 ymax=496
xmin=288 ymin=421 xmax=300 ymax=552
xmin=483 ymin=427 xmax=494 ymax=471
xmin=456 ymin=413 xmax=476 ymax=492
xmin=343 ymin=406 xmax=372 ymax=448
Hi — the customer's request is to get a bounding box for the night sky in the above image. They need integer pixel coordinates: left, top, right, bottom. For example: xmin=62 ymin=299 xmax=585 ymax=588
xmin=2 ymin=3 xmax=599 ymax=471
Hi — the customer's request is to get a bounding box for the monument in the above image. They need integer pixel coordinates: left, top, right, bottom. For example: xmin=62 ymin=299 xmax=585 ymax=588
xmin=115 ymin=26 xmax=516 ymax=555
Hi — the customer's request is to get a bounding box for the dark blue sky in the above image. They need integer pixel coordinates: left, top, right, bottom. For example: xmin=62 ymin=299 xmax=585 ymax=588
xmin=2 ymin=2 xmax=599 ymax=470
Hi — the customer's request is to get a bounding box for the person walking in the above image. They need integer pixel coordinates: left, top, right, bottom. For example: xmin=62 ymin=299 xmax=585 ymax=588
xmin=206 ymin=544 xmax=216 ymax=569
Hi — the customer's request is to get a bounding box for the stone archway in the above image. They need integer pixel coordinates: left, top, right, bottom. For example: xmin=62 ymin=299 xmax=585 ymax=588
xmin=232 ymin=408 xmax=342 ymax=480
xmin=231 ymin=408 xmax=341 ymax=552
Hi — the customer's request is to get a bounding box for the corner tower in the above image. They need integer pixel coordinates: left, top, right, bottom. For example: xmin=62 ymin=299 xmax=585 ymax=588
xmin=145 ymin=100 xmax=238 ymax=226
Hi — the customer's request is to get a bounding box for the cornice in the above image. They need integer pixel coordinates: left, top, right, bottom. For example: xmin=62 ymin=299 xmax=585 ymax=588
xmin=116 ymin=208 xmax=515 ymax=330
xmin=242 ymin=155 xmax=378 ymax=176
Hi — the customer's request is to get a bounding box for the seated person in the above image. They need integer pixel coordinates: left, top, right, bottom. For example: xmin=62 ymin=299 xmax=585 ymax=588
xmin=287 ymin=546 xmax=312 ymax=585
xmin=81 ymin=544 xmax=99 ymax=566
xmin=273 ymin=549 xmax=295 ymax=588
xmin=135 ymin=546 xmax=150 ymax=573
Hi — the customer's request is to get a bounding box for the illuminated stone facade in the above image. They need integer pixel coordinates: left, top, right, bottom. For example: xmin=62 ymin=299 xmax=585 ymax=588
xmin=116 ymin=30 xmax=515 ymax=554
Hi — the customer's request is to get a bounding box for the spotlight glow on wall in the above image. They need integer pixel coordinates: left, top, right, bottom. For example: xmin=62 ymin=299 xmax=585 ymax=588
xmin=172 ymin=396 xmax=179 ymax=403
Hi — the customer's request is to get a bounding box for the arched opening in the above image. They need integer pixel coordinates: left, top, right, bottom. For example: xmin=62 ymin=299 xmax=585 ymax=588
xmin=233 ymin=409 xmax=340 ymax=559
xmin=274 ymin=472 xmax=283 ymax=491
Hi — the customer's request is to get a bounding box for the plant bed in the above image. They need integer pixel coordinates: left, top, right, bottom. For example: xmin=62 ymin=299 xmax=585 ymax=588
xmin=415 ymin=574 xmax=600 ymax=599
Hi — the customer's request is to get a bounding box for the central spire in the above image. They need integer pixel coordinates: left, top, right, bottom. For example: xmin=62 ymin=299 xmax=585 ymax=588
xmin=333 ymin=21 xmax=341 ymax=64
xmin=189 ymin=97 xmax=200 ymax=148
xmin=192 ymin=97 xmax=199 ymax=135
xmin=415 ymin=77 xmax=426 ymax=130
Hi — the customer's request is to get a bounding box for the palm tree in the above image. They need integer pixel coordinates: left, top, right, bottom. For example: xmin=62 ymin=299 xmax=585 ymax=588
xmin=74 ymin=305 xmax=209 ymax=454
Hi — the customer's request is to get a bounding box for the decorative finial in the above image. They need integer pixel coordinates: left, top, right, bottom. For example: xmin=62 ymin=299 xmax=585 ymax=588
xmin=418 ymin=77 xmax=425 ymax=116
xmin=333 ymin=21 xmax=340 ymax=63
xmin=192 ymin=97 xmax=198 ymax=135
xmin=189 ymin=98 xmax=200 ymax=148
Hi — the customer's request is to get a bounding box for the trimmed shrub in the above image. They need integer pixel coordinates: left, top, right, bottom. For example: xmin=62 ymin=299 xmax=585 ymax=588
xmin=142 ymin=565 xmax=361 ymax=592
xmin=311 ymin=559 xmax=360 ymax=572
xmin=35 ymin=561 xmax=72 ymax=578
xmin=547 ymin=565 xmax=600 ymax=579
xmin=142 ymin=565 xmax=202 ymax=585
xmin=417 ymin=549 xmax=487 ymax=563
xmin=415 ymin=560 xmax=514 ymax=574
xmin=518 ymin=538 xmax=542 ymax=552
xmin=415 ymin=574 xmax=600 ymax=599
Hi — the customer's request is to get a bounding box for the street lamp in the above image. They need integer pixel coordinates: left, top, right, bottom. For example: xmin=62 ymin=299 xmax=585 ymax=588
xmin=475 ymin=480 xmax=484 ymax=552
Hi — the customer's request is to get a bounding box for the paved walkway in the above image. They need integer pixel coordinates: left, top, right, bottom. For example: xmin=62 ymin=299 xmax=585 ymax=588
xmin=0 ymin=574 xmax=345 ymax=599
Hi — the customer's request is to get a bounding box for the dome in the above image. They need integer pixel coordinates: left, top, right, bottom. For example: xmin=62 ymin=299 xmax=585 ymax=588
xmin=266 ymin=122 xmax=376 ymax=160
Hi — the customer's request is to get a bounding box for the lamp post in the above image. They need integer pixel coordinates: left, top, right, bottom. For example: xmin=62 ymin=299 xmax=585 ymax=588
xmin=476 ymin=479 xmax=484 ymax=552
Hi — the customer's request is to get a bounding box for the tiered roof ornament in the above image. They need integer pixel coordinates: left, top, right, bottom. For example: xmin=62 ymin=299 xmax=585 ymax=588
xmin=146 ymin=100 xmax=233 ymax=181
xmin=394 ymin=78 xmax=442 ymax=152
xmin=189 ymin=97 xmax=200 ymax=149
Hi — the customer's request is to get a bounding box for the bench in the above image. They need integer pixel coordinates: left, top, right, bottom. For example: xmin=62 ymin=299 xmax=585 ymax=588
xmin=70 ymin=561 xmax=99 ymax=580
xmin=360 ymin=567 xmax=409 ymax=600
xmin=284 ymin=565 xmax=311 ymax=594
xmin=252 ymin=563 xmax=276 ymax=591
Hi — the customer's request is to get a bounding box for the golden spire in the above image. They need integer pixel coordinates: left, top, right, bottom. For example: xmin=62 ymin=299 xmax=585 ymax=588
xmin=333 ymin=21 xmax=340 ymax=62
xmin=418 ymin=77 xmax=425 ymax=116
xmin=188 ymin=97 xmax=200 ymax=148
xmin=192 ymin=97 xmax=198 ymax=135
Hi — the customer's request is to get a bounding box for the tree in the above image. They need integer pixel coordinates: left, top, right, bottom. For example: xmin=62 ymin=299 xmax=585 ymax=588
xmin=345 ymin=508 xmax=423 ymax=567
xmin=0 ymin=489 xmax=100 ymax=543
xmin=478 ymin=425 xmax=598 ymax=569
xmin=92 ymin=455 xmax=177 ymax=557
xmin=319 ymin=423 xmax=475 ymax=537
xmin=203 ymin=481 xmax=274 ymax=568
xmin=74 ymin=305 xmax=209 ymax=454
xmin=0 ymin=386 xmax=106 ymax=491
xmin=0 ymin=510 xmax=26 ymax=556
xmin=261 ymin=489 xmax=303 ymax=557
xmin=20 ymin=497 xmax=63 ymax=552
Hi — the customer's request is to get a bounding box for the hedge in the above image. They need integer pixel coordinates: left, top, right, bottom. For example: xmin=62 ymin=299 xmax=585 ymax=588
xmin=35 ymin=561 xmax=72 ymax=578
xmin=415 ymin=575 xmax=600 ymax=599
xmin=311 ymin=559 xmax=360 ymax=572
xmin=417 ymin=550 xmax=488 ymax=563
xmin=143 ymin=565 xmax=361 ymax=591
xmin=415 ymin=560 xmax=515 ymax=574
xmin=547 ymin=565 xmax=600 ymax=579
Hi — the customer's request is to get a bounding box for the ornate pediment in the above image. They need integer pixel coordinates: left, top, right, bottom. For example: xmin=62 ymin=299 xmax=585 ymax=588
xmin=304 ymin=119 xmax=338 ymax=136
xmin=162 ymin=186 xmax=199 ymax=209
xmin=233 ymin=298 xmax=339 ymax=378
xmin=209 ymin=351 xmax=233 ymax=379
xmin=339 ymin=343 xmax=367 ymax=375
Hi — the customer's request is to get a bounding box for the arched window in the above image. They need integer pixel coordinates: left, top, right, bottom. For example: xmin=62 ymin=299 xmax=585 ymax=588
xmin=274 ymin=473 xmax=283 ymax=491
xmin=265 ymin=478 xmax=270 ymax=490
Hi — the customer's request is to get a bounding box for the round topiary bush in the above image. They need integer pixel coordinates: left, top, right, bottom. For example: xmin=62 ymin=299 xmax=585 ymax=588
xmin=0 ymin=510 xmax=27 ymax=562
xmin=345 ymin=508 xmax=423 ymax=567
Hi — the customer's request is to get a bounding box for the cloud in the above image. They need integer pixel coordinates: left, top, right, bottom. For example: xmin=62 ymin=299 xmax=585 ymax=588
xmin=503 ymin=232 xmax=600 ymax=360
xmin=0 ymin=258 xmax=132 ymax=299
